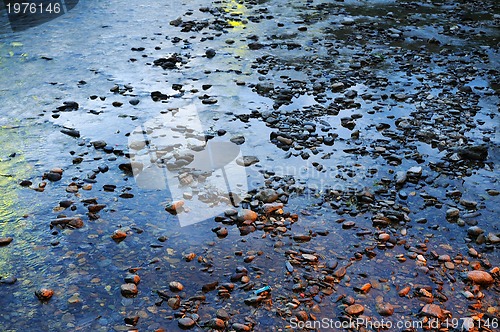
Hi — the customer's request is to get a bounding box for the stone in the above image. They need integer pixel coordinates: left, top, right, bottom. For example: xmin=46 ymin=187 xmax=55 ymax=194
xmin=395 ymin=171 xmax=407 ymax=185
xmin=230 ymin=135 xmax=245 ymax=145
xmin=345 ymin=304 xmax=364 ymax=315
xmin=178 ymin=317 xmax=195 ymax=329
xmin=205 ymin=48 xmax=216 ymax=58
xmin=121 ymin=283 xmax=138 ymax=297
xmin=376 ymin=302 xmax=394 ymax=316
xmin=398 ymin=286 xmax=411 ymax=297
xmin=236 ymin=156 xmax=259 ymax=167
xmin=460 ymin=199 xmax=477 ymax=209
xmin=124 ymin=316 xmax=140 ymax=326
xmin=295 ymin=310 xmax=308 ymax=321
xmin=124 ymin=274 xmax=140 ymax=285
xmin=237 ymin=209 xmax=258 ymax=222
xmin=293 ymin=234 xmax=311 ymax=242
xmin=467 ymin=226 xmax=484 ymax=237
xmin=60 ymin=128 xmax=80 ymax=138
xmin=169 ymin=281 xmax=184 ymax=292
xmin=457 ymin=145 xmax=488 ymax=161
xmin=301 ymin=254 xmax=317 ymax=261
xmin=262 ymin=203 xmax=283 ymax=214
xmin=487 ymin=233 xmax=500 ymax=244
xmin=407 ymin=166 xmax=422 ymax=176
xmin=167 ymin=296 xmax=181 ymax=310
xmin=208 ymin=318 xmax=226 ymax=330
xmin=420 ymin=304 xmax=443 ymax=319
xmin=256 ymin=189 xmax=279 ymax=203
xmin=50 ymin=217 xmax=84 ymax=229
xmin=0 ymin=237 xmax=13 ymax=246
xmin=111 ymin=230 xmax=127 ymax=240
xmin=0 ymin=276 xmax=17 ymax=284
xmin=466 ymin=271 xmax=494 ymax=285
xmin=446 ymin=208 xmax=460 ymax=219
xmin=35 ymin=288 xmax=54 ymax=301
xmin=165 ymin=200 xmax=184 ymax=215
xmin=232 ymin=323 xmax=251 ymax=332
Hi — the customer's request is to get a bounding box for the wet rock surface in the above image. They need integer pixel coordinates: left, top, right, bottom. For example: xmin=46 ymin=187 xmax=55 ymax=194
xmin=0 ymin=0 xmax=498 ymax=331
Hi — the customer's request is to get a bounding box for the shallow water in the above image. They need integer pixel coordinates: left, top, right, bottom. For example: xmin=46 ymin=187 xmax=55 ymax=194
xmin=0 ymin=0 xmax=499 ymax=331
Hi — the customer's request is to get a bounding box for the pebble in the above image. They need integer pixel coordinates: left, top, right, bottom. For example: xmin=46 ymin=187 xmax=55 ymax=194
xmin=466 ymin=271 xmax=494 ymax=285
xmin=398 ymin=286 xmax=411 ymax=297
xmin=120 ymin=283 xmax=138 ymax=297
xmin=293 ymin=234 xmax=311 ymax=242
xmin=167 ymin=296 xmax=181 ymax=310
xmin=446 ymin=208 xmax=460 ymax=218
xmin=262 ymin=203 xmax=283 ymax=214
xmin=345 ymin=304 xmax=364 ymax=315
xmin=420 ymin=303 xmax=443 ymax=319
xmin=237 ymin=209 xmax=258 ymax=222
xmin=376 ymin=302 xmax=394 ymax=316
xmin=0 ymin=276 xmax=17 ymax=284
xmin=236 ymin=156 xmax=259 ymax=166
xmin=111 ymin=230 xmax=127 ymax=240
xmin=124 ymin=274 xmax=140 ymax=285
xmin=165 ymin=200 xmax=184 ymax=215
xmin=178 ymin=317 xmax=195 ymax=329
xmin=205 ymin=48 xmax=216 ymax=58
xmin=35 ymin=288 xmax=54 ymax=301
xmin=487 ymin=233 xmax=500 ymax=244
xmin=467 ymin=226 xmax=484 ymax=237
xmin=50 ymin=217 xmax=84 ymax=229
xmin=232 ymin=323 xmax=251 ymax=332
xmin=0 ymin=237 xmax=13 ymax=246
xmin=208 ymin=318 xmax=225 ymax=330
xmin=169 ymin=281 xmax=184 ymax=292
xmin=255 ymin=189 xmax=279 ymax=203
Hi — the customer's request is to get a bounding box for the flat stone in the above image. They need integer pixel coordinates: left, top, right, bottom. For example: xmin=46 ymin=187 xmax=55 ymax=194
xmin=293 ymin=234 xmax=311 ymax=242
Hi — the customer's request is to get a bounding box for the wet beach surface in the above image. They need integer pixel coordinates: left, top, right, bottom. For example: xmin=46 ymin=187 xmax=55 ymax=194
xmin=0 ymin=0 xmax=499 ymax=331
